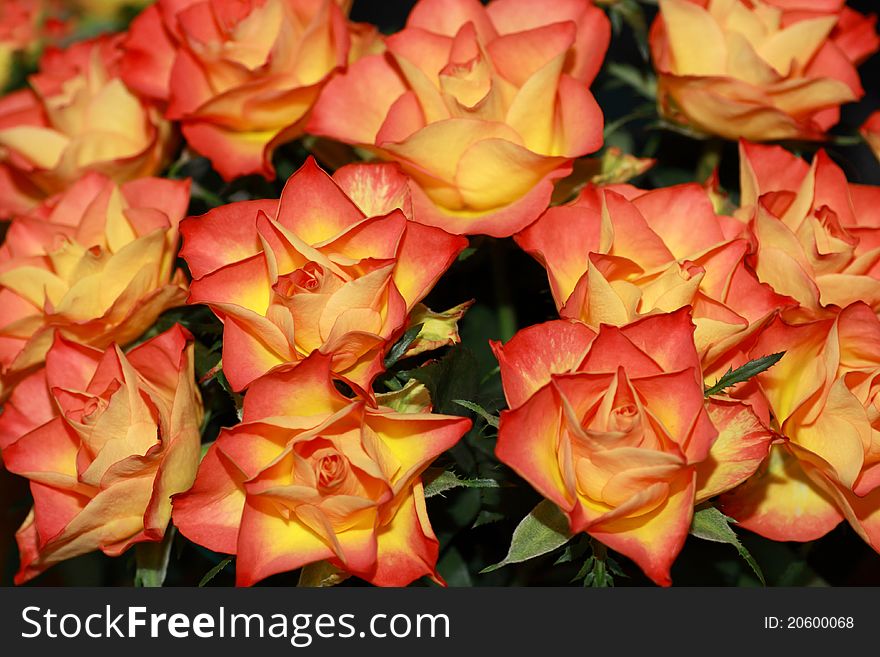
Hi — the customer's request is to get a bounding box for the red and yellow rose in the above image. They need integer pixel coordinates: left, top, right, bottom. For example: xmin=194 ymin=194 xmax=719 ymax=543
xmin=516 ymin=182 xmax=791 ymax=374
xmin=492 ymin=309 xmax=773 ymax=585
xmin=121 ymin=0 xmax=374 ymax=181
xmin=0 ymin=325 xmax=202 ymax=584
xmin=0 ymin=173 xmax=190 ymax=400
xmin=308 ymin=0 xmax=610 ymax=236
xmin=762 ymin=0 xmax=879 ymax=68
xmin=738 ymin=141 xmax=880 ymax=319
xmin=181 ymin=157 xmax=467 ymax=391
xmin=722 ymin=303 xmax=880 ymax=552
xmin=0 ymin=34 xmax=175 ymax=217
xmin=650 ymin=0 xmax=877 ymax=141
xmin=172 ymin=352 xmax=470 ymax=586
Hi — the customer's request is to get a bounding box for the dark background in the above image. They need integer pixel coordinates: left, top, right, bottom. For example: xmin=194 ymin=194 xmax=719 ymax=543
xmin=1 ymin=0 xmax=878 ymax=588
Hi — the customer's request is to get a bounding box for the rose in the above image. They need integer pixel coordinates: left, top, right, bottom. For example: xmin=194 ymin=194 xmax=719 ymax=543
xmin=721 ymin=303 xmax=880 ymax=552
xmin=830 ymin=5 xmax=880 ymax=66
xmin=0 ymin=324 xmax=202 ymax=584
xmin=307 ymin=0 xmax=610 ymax=237
xmin=738 ymin=141 xmax=880 ymax=319
xmin=120 ymin=0 xmax=373 ymax=181
xmin=180 ymin=157 xmax=467 ymax=391
xmin=649 ymin=0 xmax=873 ymax=141
xmin=515 ymin=182 xmax=791 ymax=375
xmin=492 ymin=309 xmax=773 ymax=585
xmin=0 ymin=34 xmax=175 ymax=217
xmin=172 ymin=352 xmax=470 ymax=586
xmin=761 ymin=0 xmax=879 ymax=67
xmin=0 ymin=172 xmax=190 ymax=400
xmin=863 ymin=111 xmax=880 ymax=162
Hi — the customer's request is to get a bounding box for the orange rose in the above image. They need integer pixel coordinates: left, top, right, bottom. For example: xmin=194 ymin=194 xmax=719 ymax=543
xmin=515 ymin=182 xmax=791 ymax=374
xmin=121 ymin=0 xmax=373 ymax=181
xmin=763 ymin=0 xmax=879 ymax=66
xmin=0 ymin=325 xmax=202 ymax=584
xmin=172 ymin=352 xmax=470 ymax=586
xmin=0 ymin=173 xmax=190 ymax=400
xmin=649 ymin=0 xmax=874 ymax=141
xmin=492 ymin=310 xmax=773 ymax=585
xmin=0 ymin=35 xmax=175 ymax=217
xmin=180 ymin=157 xmax=467 ymax=391
xmin=830 ymin=5 xmax=880 ymax=66
xmin=722 ymin=303 xmax=880 ymax=552
xmin=307 ymin=0 xmax=610 ymax=236
xmin=738 ymin=141 xmax=880 ymax=319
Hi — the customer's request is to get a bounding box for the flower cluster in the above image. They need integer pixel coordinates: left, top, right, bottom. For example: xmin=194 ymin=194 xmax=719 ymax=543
xmin=0 ymin=0 xmax=878 ymax=589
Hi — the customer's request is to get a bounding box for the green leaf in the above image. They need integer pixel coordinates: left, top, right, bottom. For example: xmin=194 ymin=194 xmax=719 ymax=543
xmin=704 ymin=352 xmax=784 ymax=397
xmin=606 ymin=62 xmax=657 ymax=99
xmin=690 ymin=506 xmax=765 ymax=585
xmin=384 ymin=323 xmax=424 ymax=368
xmin=452 ymin=399 xmax=500 ymax=428
xmin=297 ymin=561 xmax=350 ymax=587
xmin=481 ymin=500 xmax=572 ymax=573
xmin=134 ymin=527 xmax=176 ymax=588
xmin=554 ymin=536 xmax=590 ymax=565
xmin=198 ymin=556 xmax=234 ymax=587
xmin=423 ymin=469 xmax=501 ymax=498
xmin=399 ymin=346 xmax=479 ymax=415
xmin=437 ymin=546 xmax=473 ymax=587
xmin=573 ymin=541 xmax=626 ymax=587
xmin=457 ymin=247 xmax=477 ymax=262
xmin=472 ymin=510 xmax=505 ymax=529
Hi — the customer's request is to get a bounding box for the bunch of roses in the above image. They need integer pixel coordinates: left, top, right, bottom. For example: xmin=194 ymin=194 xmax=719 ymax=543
xmin=0 ymin=0 xmax=877 ymax=588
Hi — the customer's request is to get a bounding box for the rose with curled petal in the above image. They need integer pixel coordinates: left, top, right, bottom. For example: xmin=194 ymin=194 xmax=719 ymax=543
xmin=0 ymin=173 xmax=190 ymax=400
xmin=721 ymin=303 xmax=880 ymax=552
xmin=491 ymin=309 xmax=773 ymax=585
xmin=179 ymin=157 xmax=467 ymax=391
xmin=172 ymin=352 xmax=470 ymax=587
xmin=0 ymin=34 xmax=175 ymax=218
xmin=649 ymin=0 xmax=873 ymax=142
xmin=307 ymin=0 xmax=610 ymax=237
xmin=0 ymin=325 xmax=202 ymax=584
xmin=120 ymin=0 xmax=377 ymax=181
xmin=737 ymin=141 xmax=880 ymax=320
xmin=515 ymin=182 xmax=792 ymax=376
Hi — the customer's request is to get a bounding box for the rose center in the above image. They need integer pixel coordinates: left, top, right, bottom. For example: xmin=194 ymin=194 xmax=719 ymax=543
xmin=315 ymin=452 xmax=348 ymax=492
xmin=610 ymin=403 xmax=639 ymax=432
xmin=275 ymin=261 xmax=325 ymax=298
xmin=677 ymin=260 xmax=702 ymax=281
